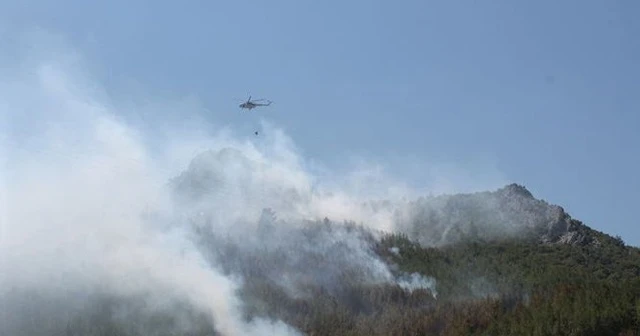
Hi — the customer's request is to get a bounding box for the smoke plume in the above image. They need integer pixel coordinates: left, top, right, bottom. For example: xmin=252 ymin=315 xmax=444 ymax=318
xmin=1 ymin=30 xmax=448 ymax=335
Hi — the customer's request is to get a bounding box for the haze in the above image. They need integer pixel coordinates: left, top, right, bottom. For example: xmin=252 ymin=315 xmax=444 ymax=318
xmin=1 ymin=1 xmax=639 ymax=335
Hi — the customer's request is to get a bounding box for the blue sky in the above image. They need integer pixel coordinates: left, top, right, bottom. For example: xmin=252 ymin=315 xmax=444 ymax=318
xmin=2 ymin=0 xmax=639 ymax=246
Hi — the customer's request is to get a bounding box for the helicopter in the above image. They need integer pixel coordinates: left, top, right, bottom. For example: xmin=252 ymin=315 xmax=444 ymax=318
xmin=239 ymin=96 xmax=272 ymax=111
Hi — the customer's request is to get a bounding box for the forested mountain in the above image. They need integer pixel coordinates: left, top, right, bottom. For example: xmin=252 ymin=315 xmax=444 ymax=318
xmin=6 ymin=149 xmax=640 ymax=336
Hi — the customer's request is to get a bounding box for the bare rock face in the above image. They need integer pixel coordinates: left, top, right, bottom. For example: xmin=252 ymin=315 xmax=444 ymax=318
xmin=394 ymin=183 xmax=597 ymax=247
xmin=556 ymin=230 xmax=589 ymax=245
xmin=494 ymin=184 xmax=589 ymax=245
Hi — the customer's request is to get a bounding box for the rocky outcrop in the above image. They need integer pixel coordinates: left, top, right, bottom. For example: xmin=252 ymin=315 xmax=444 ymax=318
xmin=394 ymin=183 xmax=598 ymax=248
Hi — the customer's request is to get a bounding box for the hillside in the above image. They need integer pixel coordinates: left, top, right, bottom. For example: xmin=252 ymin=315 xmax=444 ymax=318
xmin=6 ymin=149 xmax=640 ymax=336
xmin=170 ymin=149 xmax=640 ymax=335
xmin=56 ymin=218 xmax=640 ymax=336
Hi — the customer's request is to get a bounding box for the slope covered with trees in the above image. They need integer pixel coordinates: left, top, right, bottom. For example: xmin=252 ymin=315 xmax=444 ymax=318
xmin=58 ymin=217 xmax=640 ymax=336
xmin=9 ymin=148 xmax=640 ymax=336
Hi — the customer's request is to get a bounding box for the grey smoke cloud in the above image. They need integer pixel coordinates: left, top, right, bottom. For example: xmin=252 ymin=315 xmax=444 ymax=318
xmin=0 ymin=27 xmax=520 ymax=335
xmin=0 ymin=32 xmax=303 ymax=336
xmin=0 ymin=30 xmax=460 ymax=336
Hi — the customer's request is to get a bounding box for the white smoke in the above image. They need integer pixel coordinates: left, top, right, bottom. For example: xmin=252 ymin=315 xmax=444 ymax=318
xmin=0 ymin=28 xmax=513 ymax=335
xmin=0 ymin=32 xmax=303 ymax=336
xmin=0 ymin=30 xmax=444 ymax=336
xmin=397 ymin=273 xmax=438 ymax=298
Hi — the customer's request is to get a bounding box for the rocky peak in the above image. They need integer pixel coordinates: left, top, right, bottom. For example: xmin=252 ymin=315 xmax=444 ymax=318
xmin=497 ymin=183 xmax=534 ymax=199
xmin=395 ymin=183 xmax=598 ymax=248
